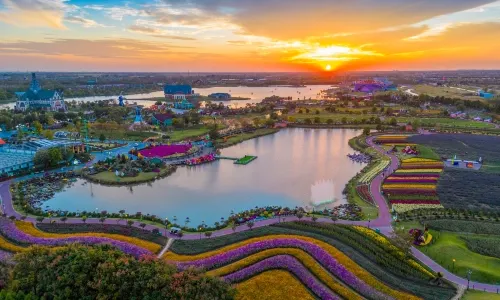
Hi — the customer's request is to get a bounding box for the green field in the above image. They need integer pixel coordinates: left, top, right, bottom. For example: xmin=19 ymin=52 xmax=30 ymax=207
xmin=413 ymin=85 xmax=486 ymax=102
xmin=395 ymin=145 xmax=440 ymax=161
xmin=463 ymin=290 xmax=500 ymax=300
xmin=88 ymin=168 xmax=173 ymax=184
xmin=424 ymin=231 xmax=500 ymax=284
xmin=168 ymin=126 xmax=212 ymax=142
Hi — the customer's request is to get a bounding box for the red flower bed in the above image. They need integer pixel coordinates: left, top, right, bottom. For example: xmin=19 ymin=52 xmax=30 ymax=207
xmin=390 ymin=200 xmax=441 ymax=204
xmin=400 ymin=165 xmax=443 ymax=170
xmin=383 ymin=189 xmax=437 ymax=195
xmin=356 ymin=185 xmax=373 ymax=204
xmin=384 ymin=179 xmax=438 ymax=183
xmin=138 ymin=144 xmax=192 ymax=158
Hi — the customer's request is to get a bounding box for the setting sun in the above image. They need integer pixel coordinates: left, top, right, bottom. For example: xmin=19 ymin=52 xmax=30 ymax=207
xmin=325 ymin=65 xmax=332 ymax=71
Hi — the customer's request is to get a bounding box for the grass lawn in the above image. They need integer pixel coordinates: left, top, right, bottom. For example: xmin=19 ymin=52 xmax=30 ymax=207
xmin=89 ymin=168 xmax=173 ymax=183
xmin=463 ymin=290 xmax=500 ymax=300
xmin=424 ymin=230 xmax=500 ymax=284
xmin=168 ymin=126 xmax=212 ymax=142
xmin=413 ymin=85 xmax=486 ymax=102
xmin=216 ymin=128 xmax=279 ymax=148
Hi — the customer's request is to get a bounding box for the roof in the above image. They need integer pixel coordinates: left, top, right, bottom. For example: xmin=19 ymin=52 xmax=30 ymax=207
xmin=0 ymin=139 xmax=5 ymax=145
xmin=19 ymin=89 xmax=57 ymax=100
xmin=153 ymin=113 xmax=174 ymax=122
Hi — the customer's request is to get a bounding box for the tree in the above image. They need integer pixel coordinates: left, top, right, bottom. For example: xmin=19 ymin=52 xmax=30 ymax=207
xmin=8 ymin=245 xmax=235 ymax=299
xmin=33 ymin=149 xmax=50 ymax=168
xmin=305 ymin=108 xmax=310 ymax=114
xmin=314 ymin=117 xmax=321 ymax=124
xmin=127 ymin=220 xmax=134 ymax=227
xmin=326 ymin=119 xmax=333 ymax=125
xmin=389 ymin=117 xmax=397 ymax=126
xmin=33 ymin=121 xmax=43 ymax=135
xmin=253 ymin=118 xmax=261 ymax=127
xmin=246 ymin=221 xmax=254 ymax=230
xmin=304 ymin=118 xmax=312 ymax=125
xmin=315 ymin=109 xmax=320 ymax=115
xmin=265 ymin=119 xmax=275 ymax=127
xmin=376 ymin=124 xmax=383 ymax=131
xmin=60 ymin=217 xmax=67 ymax=224
xmin=204 ymin=231 xmax=212 ymax=238
xmin=208 ymin=126 xmax=219 ymax=140
xmin=42 ymin=130 xmax=54 ymax=140
xmin=363 ymin=127 xmax=371 ymax=136
xmin=99 ymin=134 xmax=106 ymax=143
xmin=48 ymin=148 xmax=63 ymax=167
xmin=82 ymin=216 xmax=87 ymax=223
xmin=36 ymin=216 xmax=44 ymax=223
xmin=331 ymin=216 xmax=338 ymax=224
xmin=341 ymin=117 xmax=347 ymax=124
xmin=99 ymin=217 xmax=106 ymax=225
xmin=296 ymin=212 xmax=304 ymax=220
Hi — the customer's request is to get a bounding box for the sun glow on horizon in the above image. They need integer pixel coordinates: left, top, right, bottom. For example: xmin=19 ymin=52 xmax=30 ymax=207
xmin=325 ymin=64 xmax=332 ymax=71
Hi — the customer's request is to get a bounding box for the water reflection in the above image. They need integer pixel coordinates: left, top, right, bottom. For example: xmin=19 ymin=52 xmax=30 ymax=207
xmin=45 ymin=128 xmax=366 ymax=225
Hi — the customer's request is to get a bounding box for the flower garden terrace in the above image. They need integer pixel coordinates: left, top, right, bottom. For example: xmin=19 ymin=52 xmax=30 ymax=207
xmin=0 ymin=216 xmax=457 ymax=300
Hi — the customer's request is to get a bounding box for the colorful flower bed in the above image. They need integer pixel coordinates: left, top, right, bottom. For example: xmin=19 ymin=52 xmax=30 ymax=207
xmin=15 ymin=221 xmax=162 ymax=253
xmin=384 ymin=158 xmax=445 ymax=213
xmin=374 ymin=135 xmax=411 ymax=144
xmin=208 ymin=248 xmax=361 ymax=300
xmin=0 ymin=219 xmax=152 ymax=258
xmin=358 ymin=159 xmax=390 ymax=184
xmin=234 ymin=270 xmax=315 ymax=300
xmin=138 ymin=144 xmax=192 ymax=158
xmin=185 ymin=153 xmax=216 ymax=165
xmin=356 ymin=184 xmax=374 ymax=204
xmin=0 ymin=235 xmax=27 ymax=253
xmin=223 ymin=255 xmax=339 ymax=300
xmin=165 ymin=234 xmax=420 ymax=300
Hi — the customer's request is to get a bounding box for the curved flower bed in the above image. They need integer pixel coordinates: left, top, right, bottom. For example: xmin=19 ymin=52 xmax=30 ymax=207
xmin=208 ymin=248 xmax=361 ymax=300
xmin=170 ymin=237 xmax=398 ymax=300
xmin=223 ymin=255 xmax=340 ymax=300
xmin=15 ymin=221 xmax=162 ymax=253
xmin=0 ymin=219 xmax=151 ymax=258
xmin=166 ymin=234 xmax=419 ymax=300
xmin=0 ymin=235 xmax=27 ymax=253
xmin=234 ymin=270 xmax=315 ymax=300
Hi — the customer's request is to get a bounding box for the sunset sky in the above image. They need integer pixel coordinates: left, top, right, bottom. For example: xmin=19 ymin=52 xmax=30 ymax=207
xmin=1 ymin=0 xmax=499 ymax=72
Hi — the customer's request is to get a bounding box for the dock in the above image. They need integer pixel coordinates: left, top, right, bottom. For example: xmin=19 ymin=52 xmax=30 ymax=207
xmin=215 ymin=155 xmax=258 ymax=165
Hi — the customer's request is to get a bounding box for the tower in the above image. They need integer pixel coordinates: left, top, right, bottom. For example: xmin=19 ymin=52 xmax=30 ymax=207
xmin=118 ymin=95 xmax=125 ymax=106
xmin=29 ymin=73 xmax=41 ymax=93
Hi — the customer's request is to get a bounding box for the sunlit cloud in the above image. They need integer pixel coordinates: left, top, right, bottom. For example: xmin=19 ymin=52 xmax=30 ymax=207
xmin=65 ymin=15 xmax=108 ymax=28
xmin=0 ymin=0 xmax=68 ymax=28
xmin=292 ymin=46 xmax=383 ymax=62
xmin=84 ymin=4 xmax=147 ymax=21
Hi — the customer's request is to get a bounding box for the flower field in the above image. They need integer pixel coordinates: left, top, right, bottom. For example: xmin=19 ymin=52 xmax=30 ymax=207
xmin=165 ymin=233 xmax=424 ymax=300
xmin=374 ymin=135 xmax=412 ymax=144
xmin=356 ymin=184 xmax=374 ymax=204
xmin=384 ymin=158 xmax=444 ymax=213
xmin=358 ymin=158 xmax=390 ymax=184
xmin=0 ymin=218 xmax=154 ymax=258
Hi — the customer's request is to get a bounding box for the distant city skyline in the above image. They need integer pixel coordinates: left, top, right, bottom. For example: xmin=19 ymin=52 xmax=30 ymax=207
xmin=1 ymin=0 xmax=500 ymax=72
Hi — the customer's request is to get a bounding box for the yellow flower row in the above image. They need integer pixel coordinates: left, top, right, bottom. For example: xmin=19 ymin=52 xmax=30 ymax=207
xmin=392 ymin=204 xmax=444 ymax=213
xmin=383 ymin=184 xmax=436 ymax=190
xmin=402 ymin=158 xmax=440 ymax=163
xmin=235 ymin=270 xmax=315 ymax=300
xmin=165 ymin=234 xmax=420 ymax=300
xmin=208 ymin=248 xmax=361 ymax=300
xmin=15 ymin=221 xmax=162 ymax=253
xmin=395 ymin=169 xmax=443 ymax=173
xmin=401 ymin=162 xmax=443 ymax=166
xmin=0 ymin=234 xmax=27 ymax=253
xmin=351 ymin=227 xmax=435 ymax=278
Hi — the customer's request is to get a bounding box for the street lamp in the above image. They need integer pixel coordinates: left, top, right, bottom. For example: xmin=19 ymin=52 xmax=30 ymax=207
xmin=466 ymin=269 xmax=472 ymax=290
xmin=452 ymin=258 xmax=456 ymax=271
xmin=165 ymin=218 xmax=168 ymax=236
xmin=199 ymin=226 xmax=202 ymax=240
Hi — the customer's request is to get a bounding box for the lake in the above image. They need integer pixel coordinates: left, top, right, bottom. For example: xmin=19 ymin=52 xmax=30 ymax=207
xmin=44 ymin=128 xmax=365 ymax=226
xmin=0 ymin=85 xmax=333 ymax=110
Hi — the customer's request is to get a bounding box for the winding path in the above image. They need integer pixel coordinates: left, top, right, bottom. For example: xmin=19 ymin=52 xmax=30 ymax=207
xmin=1 ymin=134 xmax=500 ymax=293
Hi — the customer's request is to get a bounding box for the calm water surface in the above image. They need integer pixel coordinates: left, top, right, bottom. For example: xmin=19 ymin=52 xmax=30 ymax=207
xmin=45 ymin=128 xmax=365 ymax=225
xmin=0 ymin=85 xmax=332 ymax=109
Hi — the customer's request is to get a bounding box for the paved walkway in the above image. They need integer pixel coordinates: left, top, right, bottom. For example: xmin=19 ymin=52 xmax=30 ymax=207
xmin=1 ymin=134 xmax=500 ymax=293
xmin=157 ymin=239 xmax=174 ymax=258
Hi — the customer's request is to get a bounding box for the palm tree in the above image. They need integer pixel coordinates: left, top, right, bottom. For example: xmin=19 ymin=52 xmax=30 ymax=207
xmin=99 ymin=217 xmax=106 ymax=226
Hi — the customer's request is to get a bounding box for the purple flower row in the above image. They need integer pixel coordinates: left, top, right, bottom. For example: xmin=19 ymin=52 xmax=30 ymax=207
xmin=384 ymin=179 xmax=437 ymax=183
xmin=0 ymin=249 xmax=13 ymax=262
xmin=0 ymin=219 xmax=151 ymax=258
xmin=223 ymin=255 xmax=340 ymax=300
xmin=175 ymin=238 xmax=392 ymax=300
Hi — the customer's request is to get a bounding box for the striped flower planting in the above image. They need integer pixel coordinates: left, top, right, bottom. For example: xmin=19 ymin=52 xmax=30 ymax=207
xmin=223 ymin=255 xmax=340 ymax=300
xmin=0 ymin=219 xmax=151 ymax=258
xmin=390 ymin=200 xmax=442 ymax=205
xmin=173 ymin=238 xmax=392 ymax=300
